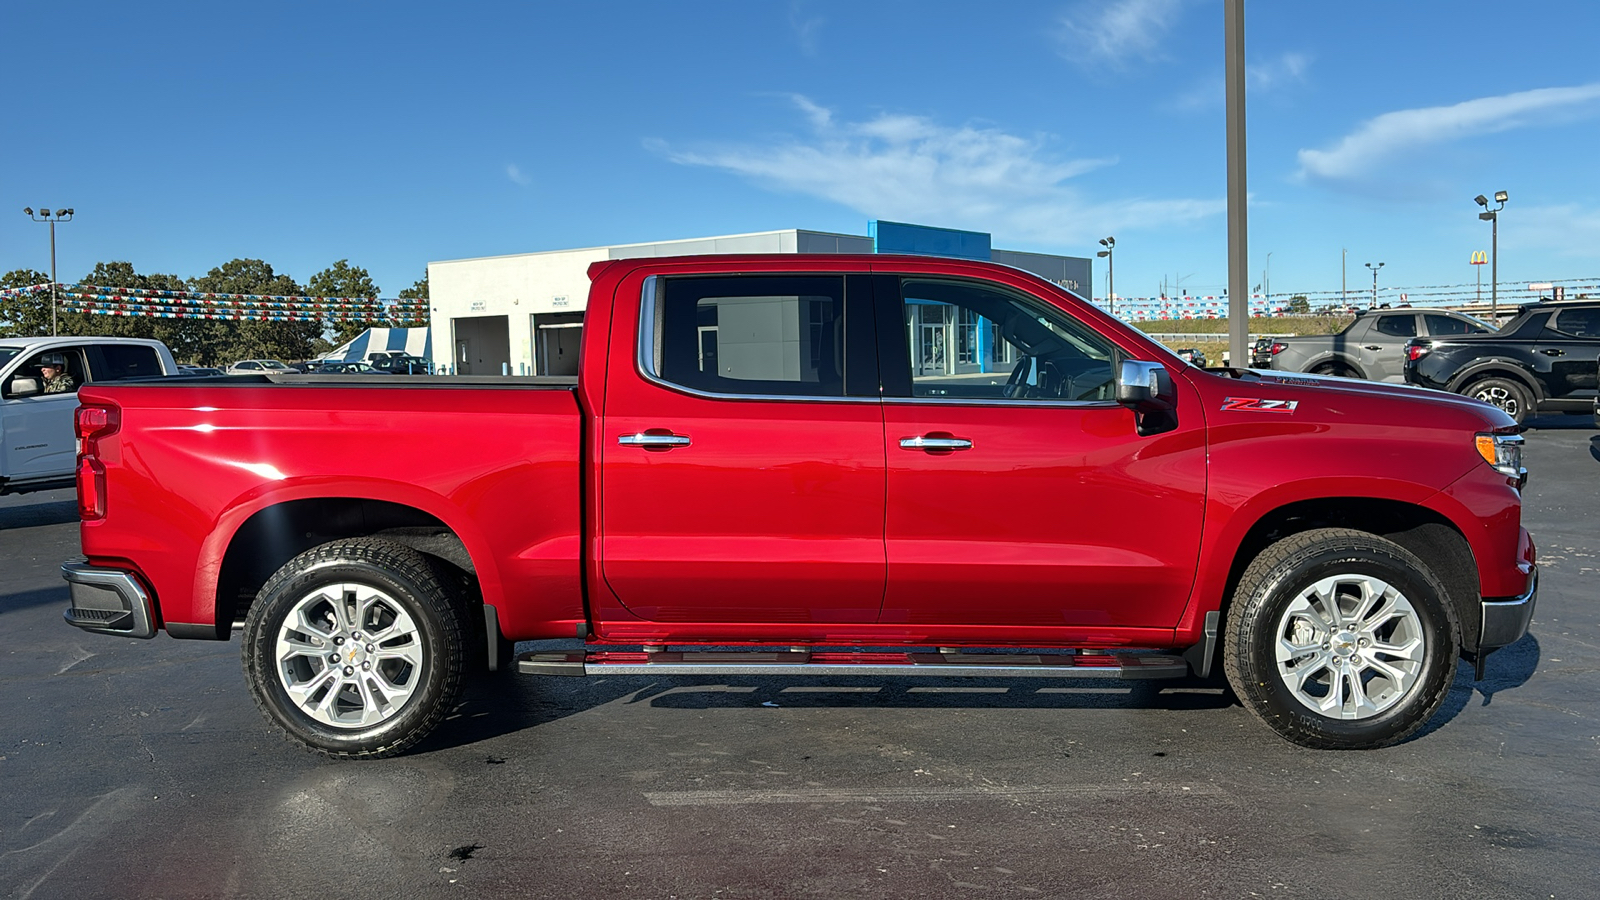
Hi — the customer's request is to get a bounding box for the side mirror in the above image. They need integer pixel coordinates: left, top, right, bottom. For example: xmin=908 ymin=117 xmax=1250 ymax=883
xmin=1116 ymin=360 xmax=1178 ymax=436
xmin=1116 ymin=360 xmax=1173 ymax=411
xmin=8 ymin=376 xmax=42 ymax=398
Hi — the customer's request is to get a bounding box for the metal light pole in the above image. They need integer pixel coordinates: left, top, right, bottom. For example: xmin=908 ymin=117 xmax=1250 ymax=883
xmin=22 ymin=207 xmax=74 ymax=336
xmin=1224 ymin=0 xmax=1249 ymax=369
xmin=1365 ymin=261 xmax=1384 ymax=308
xmin=1475 ymin=192 xmax=1507 ymax=320
xmin=1341 ymin=248 xmax=1347 ymax=308
xmin=1096 ymin=236 xmax=1115 ymax=317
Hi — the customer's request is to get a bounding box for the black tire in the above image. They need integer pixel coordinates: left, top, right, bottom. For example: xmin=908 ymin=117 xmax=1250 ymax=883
xmin=242 ymin=538 xmax=467 ymax=759
xmin=1222 ymin=528 xmax=1459 ymax=750
xmin=1465 ymin=376 xmax=1533 ymax=425
xmin=1312 ymin=362 xmax=1358 ymax=379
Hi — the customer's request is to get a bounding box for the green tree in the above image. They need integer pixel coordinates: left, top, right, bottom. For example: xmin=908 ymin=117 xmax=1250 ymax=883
xmin=308 ymin=259 xmax=381 ymax=345
xmin=189 ymin=259 xmax=320 ymax=365
xmin=1288 ymin=294 xmax=1311 ymax=315
xmin=73 ymin=261 xmax=225 ymax=363
xmin=0 ymin=269 xmax=53 ymax=337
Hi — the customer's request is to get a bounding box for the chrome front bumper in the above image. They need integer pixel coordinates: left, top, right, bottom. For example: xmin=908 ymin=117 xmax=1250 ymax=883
xmin=1479 ymin=571 xmax=1537 ymax=653
xmin=61 ymin=558 xmax=158 ymax=639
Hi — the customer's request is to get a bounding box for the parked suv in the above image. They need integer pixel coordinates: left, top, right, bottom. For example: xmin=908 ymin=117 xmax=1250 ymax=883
xmin=1267 ymin=309 xmax=1492 ymax=382
xmin=0 ymin=336 xmax=180 ymax=494
xmin=1405 ymin=300 xmax=1600 ymax=424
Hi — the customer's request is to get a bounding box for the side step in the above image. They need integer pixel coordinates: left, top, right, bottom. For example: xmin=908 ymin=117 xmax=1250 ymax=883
xmin=517 ymin=649 xmax=1189 ymax=680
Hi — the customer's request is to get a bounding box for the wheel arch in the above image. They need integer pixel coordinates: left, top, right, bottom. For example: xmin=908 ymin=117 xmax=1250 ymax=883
xmin=1447 ymin=361 xmax=1543 ymax=400
xmin=1302 ymin=352 xmax=1365 ymax=379
xmin=199 ymin=486 xmax=502 ymax=641
xmin=1218 ymin=497 xmax=1482 ymax=654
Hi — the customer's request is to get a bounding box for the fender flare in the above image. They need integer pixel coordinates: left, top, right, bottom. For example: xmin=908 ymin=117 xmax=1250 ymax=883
xmin=1297 ymin=351 xmax=1366 ymax=379
xmin=191 ymin=477 xmax=504 ymax=630
xmin=1446 ymin=361 xmax=1542 ymax=400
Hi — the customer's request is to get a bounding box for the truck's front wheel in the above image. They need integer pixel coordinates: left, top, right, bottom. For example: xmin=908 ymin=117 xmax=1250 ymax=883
xmin=242 ymin=538 xmax=466 ymax=759
xmin=1223 ymin=529 xmax=1459 ymax=750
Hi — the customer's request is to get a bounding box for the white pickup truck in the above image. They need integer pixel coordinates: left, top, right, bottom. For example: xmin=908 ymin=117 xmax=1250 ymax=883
xmin=0 ymin=336 xmax=180 ymax=495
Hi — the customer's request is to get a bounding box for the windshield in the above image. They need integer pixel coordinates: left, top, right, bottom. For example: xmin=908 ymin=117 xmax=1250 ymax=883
xmin=0 ymin=348 xmax=19 ymax=368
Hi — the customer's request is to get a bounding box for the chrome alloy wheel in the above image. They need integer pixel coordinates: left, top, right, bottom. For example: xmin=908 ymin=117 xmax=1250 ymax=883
xmin=1273 ymin=574 xmax=1424 ymax=719
xmin=274 ymin=582 xmax=426 ymax=729
xmin=1471 ymin=383 xmax=1520 ymax=418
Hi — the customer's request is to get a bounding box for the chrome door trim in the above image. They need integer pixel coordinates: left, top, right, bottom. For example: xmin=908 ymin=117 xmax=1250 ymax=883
xmin=898 ymin=436 xmax=973 ymax=451
xmin=618 ymin=432 xmax=691 ymax=448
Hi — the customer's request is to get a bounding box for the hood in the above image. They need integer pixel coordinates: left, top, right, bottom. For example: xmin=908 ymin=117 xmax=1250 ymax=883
xmin=1198 ymin=367 xmax=1516 ymax=428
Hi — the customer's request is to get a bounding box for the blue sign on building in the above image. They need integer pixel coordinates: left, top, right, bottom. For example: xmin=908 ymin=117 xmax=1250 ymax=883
xmin=869 ymin=220 xmax=991 ymax=261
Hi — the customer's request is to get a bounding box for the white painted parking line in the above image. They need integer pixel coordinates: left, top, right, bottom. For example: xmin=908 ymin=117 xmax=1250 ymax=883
xmin=643 ymin=783 xmax=1222 ymax=807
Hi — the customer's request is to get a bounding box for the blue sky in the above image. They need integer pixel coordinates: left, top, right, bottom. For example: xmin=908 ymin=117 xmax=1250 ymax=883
xmin=4 ymin=0 xmax=1598 ymax=306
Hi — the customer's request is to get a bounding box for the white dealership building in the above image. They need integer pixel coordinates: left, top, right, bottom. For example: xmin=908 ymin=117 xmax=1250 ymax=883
xmin=426 ymin=223 xmax=1092 ymax=377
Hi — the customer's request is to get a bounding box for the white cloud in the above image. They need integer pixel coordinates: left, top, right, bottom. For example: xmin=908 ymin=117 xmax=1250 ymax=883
xmin=654 ymin=96 xmax=1224 ymax=246
xmin=506 ymin=164 xmax=531 ymax=187
xmin=1511 ymin=204 xmax=1600 ymax=261
xmin=1299 ymin=83 xmax=1600 ymax=182
xmin=789 ymin=1 xmax=824 ymax=57
xmin=1166 ymin=52 xmax=1312 ymax=113
xmin=1055 ymin=0 xmax=1184 ymax=70
xmin=1249 ymin=52 xmax=1310 ymax=90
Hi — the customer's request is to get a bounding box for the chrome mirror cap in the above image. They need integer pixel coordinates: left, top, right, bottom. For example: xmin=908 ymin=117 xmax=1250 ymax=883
xmin=1117 ymin=360 xmax=1171 ymax=409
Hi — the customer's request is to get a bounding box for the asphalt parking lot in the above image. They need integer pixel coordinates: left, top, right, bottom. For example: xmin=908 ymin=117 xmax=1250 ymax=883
xmin=2 ymin=417 xmax=1597 ymax=899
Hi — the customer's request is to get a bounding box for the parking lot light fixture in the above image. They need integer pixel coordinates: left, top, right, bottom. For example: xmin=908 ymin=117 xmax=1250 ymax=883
xmin=1475 ymin=191 xmax=1507 ymax=319
xmin=1365 ymin=262 xmax=1384 ymax=308
xmin=1096 ymin=237 xmax=1115 ymax=316
xmin=23 ymin=206 xmax=74 ymax=336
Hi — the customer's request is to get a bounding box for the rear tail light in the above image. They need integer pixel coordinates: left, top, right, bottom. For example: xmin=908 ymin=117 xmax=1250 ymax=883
xmin=78 ymin=457 xmax=106 ymax=519
xmin=1406 ymin=343 xmax=1432 ymax=362
xmin=1269 ymin=342 xmax=1287 ymax=355
xmin=75 ymin=404 xmax=120 ymax=521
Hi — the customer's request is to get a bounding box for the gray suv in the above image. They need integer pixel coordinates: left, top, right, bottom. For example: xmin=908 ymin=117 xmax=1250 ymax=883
xmin=1265 ymin=309 xmax=1492 ymax=382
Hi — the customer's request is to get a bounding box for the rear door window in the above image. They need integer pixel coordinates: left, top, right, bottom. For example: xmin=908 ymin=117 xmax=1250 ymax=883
xmin=650 ymin=275 xmax=855 ymax=398
xmin=1425 ymin=314 xmax=1480 ymax=336
xmin=1374 ymin=315 xmax=1418 ymax=338
xmin=93 ymin=344 xmax=164 ymax=380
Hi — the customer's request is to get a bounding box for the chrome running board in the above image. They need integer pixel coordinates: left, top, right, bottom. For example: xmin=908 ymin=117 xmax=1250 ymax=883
xmin=517 ymin=648 xmax=1188 ymax=680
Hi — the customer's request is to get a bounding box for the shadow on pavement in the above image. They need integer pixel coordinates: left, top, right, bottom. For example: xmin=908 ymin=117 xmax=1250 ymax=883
xmin=0 ymin=498 xmax=78 ymax=530
xmin=1414 ymin=633 xmax=1541 ymax=742
xmin=1526 ymin=413 xmax=1594 ymax=431
xmin=1473 ymin=632 xmax=1541 ymax=706
xmin=0 ymin=585 xmax=68 ymax=615
xmin=412 ymin=668 xmax=1237 ymax=755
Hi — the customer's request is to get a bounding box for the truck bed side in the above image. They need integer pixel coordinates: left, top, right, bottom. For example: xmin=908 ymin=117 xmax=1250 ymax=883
xmin=77 ymin=381 xmax=586 ymax=640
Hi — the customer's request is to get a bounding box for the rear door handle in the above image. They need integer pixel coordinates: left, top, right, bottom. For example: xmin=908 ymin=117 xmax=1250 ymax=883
xmin=619 ymin=432 xmax=691 ymax=449
xmin=1364 ymin=345 xmax=1383 ymax=351
xmin=899 ymin=435 xmax=973 ymax=451
xmin=1541 ymin=348 xmax=1565 ymax=357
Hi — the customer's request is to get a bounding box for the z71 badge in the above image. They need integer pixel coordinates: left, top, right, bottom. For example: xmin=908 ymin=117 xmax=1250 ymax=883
xmin=1221 ymin=397 xmax=1299 ymax=413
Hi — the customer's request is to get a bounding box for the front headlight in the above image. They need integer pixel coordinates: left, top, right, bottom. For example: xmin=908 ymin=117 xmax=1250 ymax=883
xmin=1475 ymin=432 xmax=1525 ymax=481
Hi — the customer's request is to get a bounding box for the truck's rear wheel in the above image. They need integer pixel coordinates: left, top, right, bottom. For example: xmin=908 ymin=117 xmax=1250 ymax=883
xmin=242 ymin=538 xmax=466 ymax=758
xmin=1222 ymin=529 xmax=1458 ymax=750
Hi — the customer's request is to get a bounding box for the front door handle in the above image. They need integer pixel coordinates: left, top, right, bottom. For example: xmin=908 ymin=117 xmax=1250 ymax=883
xmin=1541 ymin=348 xmax=1565 ymax=357
xmin=899 ymin=435 xmax=973 ymax=452
xmin=1364 ymin=345 xmax=1382 ymax=351
xmin=619 ymin=431 xmax=691 ymax=450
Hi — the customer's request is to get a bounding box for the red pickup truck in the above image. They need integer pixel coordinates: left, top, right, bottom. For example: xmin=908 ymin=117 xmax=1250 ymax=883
xmin=61 ymin=254 xmax=1537 ymax=757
